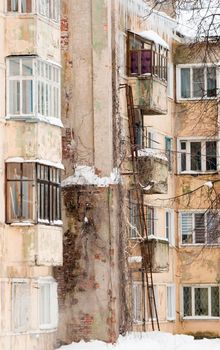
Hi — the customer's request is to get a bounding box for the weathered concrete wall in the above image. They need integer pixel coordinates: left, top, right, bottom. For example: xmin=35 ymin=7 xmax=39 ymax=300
xmin=5 ymin=121 xmax=62 ymax=163
xmin=55 ymin=185 xmax=121 ymax=344
xmin=5 ymin=16 xmax=60 ymax=62
xmin=61 ymin=0 xmax=113 ymax=178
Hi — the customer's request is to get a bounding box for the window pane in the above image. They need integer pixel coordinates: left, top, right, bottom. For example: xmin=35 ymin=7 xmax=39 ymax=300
xmin=22 ymin=58 xmax=33 ymax=76
xmin=7 ymin=181 xmax=21 ymax=220
xmin=57 ymin=187 xmax=61 ymax=220
xmin=22 ymin=180 xmax=34 ymax=220
xmin=141 ymin=50 xmax=152 ymax=75
xmin=23 ymin=163 xmax=35 ymax=180
xmin=8 ymin=0 xmax=18 ymax=11
xmin=22 ymin=80 xmax=33 ymax=114
xmin=9 ymin=58 xmax=20 ymax=76
xmin=207 ymin=211 xmax=219 ymax=244
xmin=206 ymin=141 xmax=217 ymax=171
xmin=40 ymin=183 xmax=45 ymax=219
xmin=193 ymin=68 xmax=204 ymax=98
xmin=12 ymin=282 xmax=29 ymax=331
xmin=21 ymin=0 xmax=32 ymax=12
xmin=9 ymin=80 xmax=20 ymax=114
xmin=181 ymin=153 xmax=186 ymax=171
xmin=207 ymin=67 xmax=216 ymax=97
xmin=7 ymin=163 xmax=22 ymax=180
xmin=194 ymin=213 xmax=205 ymax=244
xmin=147 ymin=207 xmax=154 ymax=236
xmin=183 ymin=287 xmax=192 ymax=316
xmin=130 ymin=203 xmax=139 ymax=238
xmin=181 ymin=68 xmax=190 ymax=98
xmin=130 ymin=51 xmax=139 ymax=74
xmin=195 ymin=288 xmax=208 ymax=316
xmin=190 ymin=142 xmax=201 ymax=171
xmin=181 ymin=213 xmax=193 ymax=243
xmin=40 ymin=284 xmax=51 ymax=325
xmin=132 ymin=284 xmax=142 ymax=322
xmin=165 ymin=211 xmax=170 ymax=240
xmin=211 ymin=287 xmax=219 ymax=317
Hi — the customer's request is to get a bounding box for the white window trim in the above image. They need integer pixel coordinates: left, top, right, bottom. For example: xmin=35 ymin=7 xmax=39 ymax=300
xmin=167 ymin=284 xmax=176 ymax=321
xmin=38 ymin=277 xmax=58 ymax=330
xmin=177 ymin=137 xmax=218 ymax=174
xmin=176 ymin=63 xmax=220 ymax=101
xmin=165 ymin=209 xmax=175 ymax=246
xmin=181 ymin=285 xmax=220 ymax=320
xmin=179 ymin=210 xmax=220 ymax=246
xmin=6 ymin=56 xmax=61 ymax=125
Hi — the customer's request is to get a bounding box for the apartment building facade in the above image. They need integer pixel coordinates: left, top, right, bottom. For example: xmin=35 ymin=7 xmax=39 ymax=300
xmin=0 ymin=1 xmax=63 ymax=349
xmin=57 ymin=0 xmax=220 ymax=346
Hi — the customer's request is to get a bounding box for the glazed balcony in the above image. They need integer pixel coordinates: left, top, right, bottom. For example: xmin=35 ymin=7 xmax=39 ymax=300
xmin=141 ymin=237 xmax=169 ymax=273
xmin=127 ymin=30 xmax=168 ymax=115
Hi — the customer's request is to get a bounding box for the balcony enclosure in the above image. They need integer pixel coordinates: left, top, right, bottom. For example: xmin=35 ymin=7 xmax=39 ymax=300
xmin=127 ymin=30 xmax=168 ymax=115
xmin=141 ymin=237 xmax=169 ymax=272
xmin=7 ymin=56 xmax=60 ymax=123
xmin=7 ymin=0 xmax=60 ymax=21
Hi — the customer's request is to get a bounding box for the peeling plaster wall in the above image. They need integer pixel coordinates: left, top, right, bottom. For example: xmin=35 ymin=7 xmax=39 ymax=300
xmin=55 ymin=186 xmax=120 ymax=344
xmin=0 ymin=4 xmax=63 ymax=349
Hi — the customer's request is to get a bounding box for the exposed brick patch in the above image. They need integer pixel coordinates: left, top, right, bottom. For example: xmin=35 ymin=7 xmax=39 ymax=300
xmin=61 ymin=16 xmax=69 ymax=50
xmin=62 ymin=128 xmax=75 ymax=160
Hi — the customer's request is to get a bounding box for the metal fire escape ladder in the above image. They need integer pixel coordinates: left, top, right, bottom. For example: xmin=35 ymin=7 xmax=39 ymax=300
xmin=121 ymin=83 xmax=160 ymax=331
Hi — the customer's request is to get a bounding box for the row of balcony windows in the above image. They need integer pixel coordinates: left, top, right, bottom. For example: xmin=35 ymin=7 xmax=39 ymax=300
xmin=7 ymin=0 xmax=60 ymax=22
xmin=129 ymin=204 xmax=220 ymax=246
xmin=6 ymin=162 xmax=61 ymax=225
xmin=7 ymin=56 xmax=61 ymax=122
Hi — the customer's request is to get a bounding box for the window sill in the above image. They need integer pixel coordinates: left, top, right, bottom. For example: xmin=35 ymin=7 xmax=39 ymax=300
xmin=10 ymin=222 xmax=34 ymax=227
xmin=180 ymin=244 xmax=220 ymax=247
xmin=5 ymin=115 xmax=63 ymax=128
xmin=179 ymin=171 xmax=218 ymax=175
xmin=182 ymin=316 xmax=220 ymax=320
xmin=177 ymin=97 xmax=217 ymax=102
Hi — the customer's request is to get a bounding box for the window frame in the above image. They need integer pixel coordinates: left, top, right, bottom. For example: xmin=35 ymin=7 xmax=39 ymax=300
xmin=11 ymin=279 xmax=30 ymax=332
xmin=182 ymin=285 xmax=220 ymax=319
xmin=177 ymin=138 xmax=218 ymax=174
xmin=132 ymin=282 xmax=143 ymax=324
xmin=165 ymin=209 xmax=175 ymax=245
xmin=6 ymin=56 xmax=61 ymax=125
xmin=176 ymin=63 xmax=218 ymax=101
xmin=6 ymin=162 xmax=62 ymax=225
xmin=6 ymin=0 xmax=60 ymax=22
xmin=179 ymin=210 xmax=220 ymax=246
xmin=38 ymin=278 xmax=58 ymax=330
xmin=167 ymin=284 xmax=176 ymax=321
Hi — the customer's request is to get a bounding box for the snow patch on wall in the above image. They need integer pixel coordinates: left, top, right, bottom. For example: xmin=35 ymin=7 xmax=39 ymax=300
xmin=137 ymin=148 xmax=168 ymax=162
xmin=62 ymin=166 xmax=121 ymax=188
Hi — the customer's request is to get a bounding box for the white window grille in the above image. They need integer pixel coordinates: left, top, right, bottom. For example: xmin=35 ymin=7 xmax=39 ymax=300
xmin=183 ymin=285 xmax=220 ymax=318
xmin=7 ymin=56 xmax=61 ymax=123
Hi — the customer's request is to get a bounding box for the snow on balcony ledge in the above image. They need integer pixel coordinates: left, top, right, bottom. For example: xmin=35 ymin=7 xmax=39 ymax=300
xmin=128 ymin=256 xmax=142 ymax=264
xmin=137 ymin=148 xmax=168 ymax=162
xmin=62 ymin=166 xmax=121 ymax=188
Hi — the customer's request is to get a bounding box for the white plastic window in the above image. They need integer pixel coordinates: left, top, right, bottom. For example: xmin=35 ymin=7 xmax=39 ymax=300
xmin=183 ymin=285 xmax=220 ymax=318
xmin=7 ymin=56 xmax=60 ymax=121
